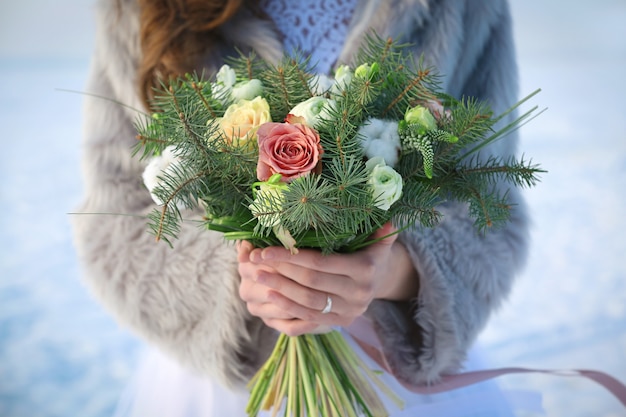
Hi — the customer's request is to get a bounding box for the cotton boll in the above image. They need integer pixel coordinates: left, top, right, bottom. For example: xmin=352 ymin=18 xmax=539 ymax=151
xmin=357 ymin=118 xmax=401 ymax=167
xmin=365 ymin=139 xmax=400 ymax=167
xmin=142 ymin=146 xmax=181 ymax=206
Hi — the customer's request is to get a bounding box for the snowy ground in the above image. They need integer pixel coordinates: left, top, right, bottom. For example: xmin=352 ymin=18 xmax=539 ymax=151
xmin=0 ymin=1 xmax=625 ymax=416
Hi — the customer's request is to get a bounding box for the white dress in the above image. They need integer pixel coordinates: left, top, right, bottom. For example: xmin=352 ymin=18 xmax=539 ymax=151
xmin=113 ymin=2 xmax=544 ymax=416
xmin=112 ymin=328 xmax=543 ymax=417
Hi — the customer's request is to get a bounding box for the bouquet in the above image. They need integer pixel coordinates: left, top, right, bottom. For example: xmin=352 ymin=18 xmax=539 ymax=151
xmin=135 ymin=35 xmax=543 ymax=417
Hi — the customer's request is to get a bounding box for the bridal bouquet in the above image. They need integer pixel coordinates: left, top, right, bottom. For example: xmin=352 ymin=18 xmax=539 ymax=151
xmin=136 ymin=36 xmax=543 ymax=417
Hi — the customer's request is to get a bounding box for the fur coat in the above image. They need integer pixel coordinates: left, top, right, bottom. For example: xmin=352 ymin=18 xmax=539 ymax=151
xmin=72 ymin=0 xmax=528 ymax=390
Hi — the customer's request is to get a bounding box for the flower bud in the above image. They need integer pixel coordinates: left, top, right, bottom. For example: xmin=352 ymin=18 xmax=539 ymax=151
xmin=354 ymin=62 xmax=380 ymax=81
xmin=332 ymin=65 xmax=353 ymax=94
xmin=404 ymin=105 xmax=437 ymax=133
xmin=215 ymin=64 xmax=236 ymax=88
xmin=232 ymin=79 xmax=263 ymax=101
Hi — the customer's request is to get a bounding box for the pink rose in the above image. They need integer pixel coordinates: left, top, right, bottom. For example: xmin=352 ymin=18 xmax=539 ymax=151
xmin=256 ymin=121 xmax=323 ymax=182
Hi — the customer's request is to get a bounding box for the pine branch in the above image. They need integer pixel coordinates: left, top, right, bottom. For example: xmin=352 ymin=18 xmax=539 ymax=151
xmin=457 ymin=155 xmax=545 ymax=189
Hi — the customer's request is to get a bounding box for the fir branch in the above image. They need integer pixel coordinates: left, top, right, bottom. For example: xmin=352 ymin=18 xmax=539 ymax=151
xmin=190 ymin=80 xmax=217 ymax=118
xmin=468 ymin=188 xmax=512 ymax=230
xmin=133 ymin=115 xmax=168 ymax=159
xmin=457 ymin=155 xmax=545 ymax=189
xmin=382 ymin=68 xmax=431 ymax=118
xmin=169 ymin=85 xmax=212 ymax=159
xmin=463 ymin=89 xmax=544 ymax=157
xmin=391 ymin=181 xmax=443 ymax=229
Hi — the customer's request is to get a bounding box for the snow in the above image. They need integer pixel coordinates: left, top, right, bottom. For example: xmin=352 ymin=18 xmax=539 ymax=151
xmin=0 ymin=0 xmax=624 ymax=416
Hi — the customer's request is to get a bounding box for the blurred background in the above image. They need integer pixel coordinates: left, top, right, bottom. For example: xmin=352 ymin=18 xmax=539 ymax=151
xmin=0 ymin=1 xmax=624 ymax=416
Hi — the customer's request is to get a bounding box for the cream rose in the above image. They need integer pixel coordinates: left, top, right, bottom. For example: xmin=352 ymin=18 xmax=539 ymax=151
xmin=219 ymin=96 xmax=271 ymax=146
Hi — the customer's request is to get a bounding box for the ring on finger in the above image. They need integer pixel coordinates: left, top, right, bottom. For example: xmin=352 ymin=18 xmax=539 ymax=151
xmin=321 ymin=295 xmax=333 ymax=314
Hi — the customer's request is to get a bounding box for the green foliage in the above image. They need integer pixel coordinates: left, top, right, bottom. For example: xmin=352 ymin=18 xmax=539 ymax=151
xmin=135 ymin=34 xmax=545 ymax=250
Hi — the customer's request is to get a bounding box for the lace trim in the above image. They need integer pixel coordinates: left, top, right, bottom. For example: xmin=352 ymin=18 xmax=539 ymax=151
xmin=259 ymin=0 xmax=357 ymax=75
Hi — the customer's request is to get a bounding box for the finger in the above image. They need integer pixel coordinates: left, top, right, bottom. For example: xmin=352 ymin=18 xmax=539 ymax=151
xmin=246 ymin=301 xmax=295 ymax=321
xmin=264 ymin=318 xmax=320 ymax=337
xmin=368 ymin=221 xmax=399 ymax=247
xmin=267 ymin=290 xmax=349 ymax=326
xmin=258 ymin=246 xmax=363 ymax=278
xmin=236 ymin=240 xmax=254 ymax=262
xmin=258 ymin=263 xmax=354 ymax=296
xmin=257 ymin=223 xmax=399 ymax=275
xmin=258 ymin=271 xmax=334 ymax=312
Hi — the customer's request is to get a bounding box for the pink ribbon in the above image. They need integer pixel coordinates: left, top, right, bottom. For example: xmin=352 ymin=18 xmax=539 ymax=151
xmin=346 ymin=317 xmax=626 ymax=407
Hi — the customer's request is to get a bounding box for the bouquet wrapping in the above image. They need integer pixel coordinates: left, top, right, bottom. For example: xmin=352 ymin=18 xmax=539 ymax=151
xmin=135 ymin=36 xmax=543 ymax=417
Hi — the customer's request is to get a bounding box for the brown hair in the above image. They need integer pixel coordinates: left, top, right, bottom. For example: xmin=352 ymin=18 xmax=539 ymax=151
xmin=136 ymin=0 xmax=244 ymax=108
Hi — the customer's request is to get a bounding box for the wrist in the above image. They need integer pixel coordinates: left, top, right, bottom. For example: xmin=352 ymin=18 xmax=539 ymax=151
xmin=376 ymin=241 xmax=419 ymax=301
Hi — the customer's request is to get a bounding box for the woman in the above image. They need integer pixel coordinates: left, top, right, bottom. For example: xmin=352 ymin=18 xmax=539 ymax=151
xmin=73 ymin=0 xmax=531 ymax=415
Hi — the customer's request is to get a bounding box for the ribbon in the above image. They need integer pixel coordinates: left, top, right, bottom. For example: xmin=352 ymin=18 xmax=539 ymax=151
xmin=347 ymin=316 xmax=626 ymax=407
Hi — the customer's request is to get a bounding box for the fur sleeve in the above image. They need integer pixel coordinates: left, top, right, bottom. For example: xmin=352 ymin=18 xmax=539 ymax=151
xmin=366 ymin=0 xmax=530 ymax=385
xmin=71 ymin=0 xmax=275 ymax=388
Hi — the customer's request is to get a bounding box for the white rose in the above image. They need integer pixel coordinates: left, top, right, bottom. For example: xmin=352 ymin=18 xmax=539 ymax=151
xmin=357 ymin=118 xmax=401 ymax=167
xmin=289 ymin=96 xmax=335 ymax=128
xmin=365 ymin=157 xmax=403 ymax=211
xmin=142 ymin=146 xmax=183 ymax=206
xmin=232 ymin=79 xmax=263 ymax=101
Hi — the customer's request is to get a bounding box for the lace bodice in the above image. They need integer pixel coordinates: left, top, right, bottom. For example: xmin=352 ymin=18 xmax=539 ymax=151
xmin=258 ymin=0 xmax=358 ymax=75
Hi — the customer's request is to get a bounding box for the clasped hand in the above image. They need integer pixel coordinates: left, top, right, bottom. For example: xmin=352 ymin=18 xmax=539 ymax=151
xmin=237 ymin=223 xmax=418 ymax=336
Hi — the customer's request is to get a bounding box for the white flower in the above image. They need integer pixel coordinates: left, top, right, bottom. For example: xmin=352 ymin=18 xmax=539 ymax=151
xmin=308 ymin=74 xmax=334 ymax=95
xmin=357 ymin=118 xmax=401 ymax=167
xmin=365 ymin=157 xmax=403 ymax=211
xmin=332 ymin=65 xmax=353 ymax=95
xmin=211 ymin=65 xmax=237 ymax=104
xmin=273 ymin=224 xmax=298 ymax=255
xmin=216 ymin=64 xmax=236 ymax=88
xmin=211 ymin=65 xmax=264 ymax=104
xmin=289 ymin=96 xmax=335 ymax=128
xmin=232 ymin=79 xmax=263 ymax=101
xmin=142 ymin=146 xmax=182 ymax=206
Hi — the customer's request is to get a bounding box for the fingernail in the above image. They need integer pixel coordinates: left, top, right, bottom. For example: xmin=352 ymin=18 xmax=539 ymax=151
xmin=250 ymin=251 xmax=262 ymax=263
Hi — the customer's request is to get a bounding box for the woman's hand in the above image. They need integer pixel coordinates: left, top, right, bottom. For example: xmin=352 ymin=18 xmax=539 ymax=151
xmin=237 ymin=223 xmax=419 ymax=336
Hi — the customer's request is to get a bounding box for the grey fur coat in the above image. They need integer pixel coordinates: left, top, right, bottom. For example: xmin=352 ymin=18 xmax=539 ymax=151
xmin=72 ymin=0 xmax=528 ymax=390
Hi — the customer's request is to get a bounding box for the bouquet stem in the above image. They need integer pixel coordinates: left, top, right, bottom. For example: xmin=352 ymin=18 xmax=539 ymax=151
xmin=246 ymin=331 xmax=403 ymax=417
